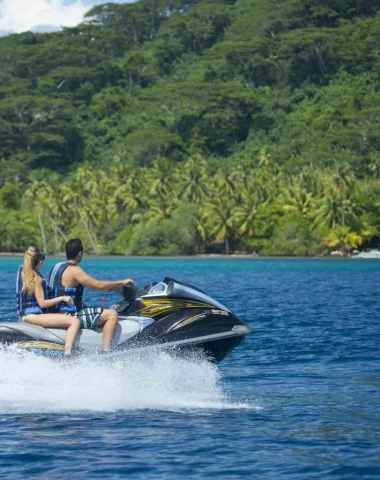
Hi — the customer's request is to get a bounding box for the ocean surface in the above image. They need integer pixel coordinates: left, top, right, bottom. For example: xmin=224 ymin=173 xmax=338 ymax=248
xmin=0 ymin=257 xmax=379 ymax=479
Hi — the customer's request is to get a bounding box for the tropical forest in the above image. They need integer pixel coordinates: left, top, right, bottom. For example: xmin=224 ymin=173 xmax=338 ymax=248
xmin=1 ymin=0 xmax=380 ymax=255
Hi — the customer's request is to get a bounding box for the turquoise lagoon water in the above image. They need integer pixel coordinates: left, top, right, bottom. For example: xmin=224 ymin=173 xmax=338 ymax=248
xmin=0 ymin=257 xmax=379 ymax=478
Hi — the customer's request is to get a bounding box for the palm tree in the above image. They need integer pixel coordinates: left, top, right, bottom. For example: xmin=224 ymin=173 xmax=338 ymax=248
xmin=233 ymin=191 xmax=261 ymax=238
xmin=331 ymin=164 xmax=354 ymax=226
xmin=22 ymin=181 xmax=48 ymax=252
xmin=109 ymin=168 xmax=145 ymax=217
xmin=193 ymin=206 xmax=213 ymax=252
xmin=61 ymin=175 xmax=100 ymax=255
xmin=203 ymin=197 xmax=237 ymax=254
xmin=75 ymin=163 xmax=109 ymax=227
xmin=145 ymin=156 xmax=178 ymax=198
xmin=133 ymin=194 xmax=177 ymax=225
xmin=324 ymin=226 xmax=364 ymax=255
xmin=315 ymin=191 xmax=342 ymax=229
xmin=298 ymin=167 xmax=324 ymax=197
xmin=316 ymin=190 xmax=362 ymax=231
xmin=281 ymin=184 xmax=316 ymax=218
xmin=231 ymin=165 xmax=252 ymax=193
xmin=37 ymin=178 xmax=68 ymax=252
xmin=258 ymin=146 xmax=272 ymax=168
xmin=369 ymin=154 xmax=380 ymax=179
xmin=212 ymin=166 xmax=237 ymax=201
xmin=177 ymin=154 xmax=209 ymax=203
xmin=253 ymin=165 xmax=281 ymax=204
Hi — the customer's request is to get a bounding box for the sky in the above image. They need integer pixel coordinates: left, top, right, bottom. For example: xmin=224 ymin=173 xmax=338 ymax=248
xmin=0 ymin=0 xmax=134 ymax=36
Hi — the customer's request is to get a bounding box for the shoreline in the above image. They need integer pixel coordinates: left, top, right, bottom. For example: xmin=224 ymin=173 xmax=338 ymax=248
xmin=0 ymin=252 xmax=368 ymax=259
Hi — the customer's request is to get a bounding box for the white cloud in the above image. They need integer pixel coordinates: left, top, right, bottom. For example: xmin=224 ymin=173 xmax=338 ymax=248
xmin=0 ymin=0 xmax=88 ymax=34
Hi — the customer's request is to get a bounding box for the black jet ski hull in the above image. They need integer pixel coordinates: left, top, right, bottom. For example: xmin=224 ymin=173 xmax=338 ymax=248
xmin=160 ymin=333 xmax=247 ymax=364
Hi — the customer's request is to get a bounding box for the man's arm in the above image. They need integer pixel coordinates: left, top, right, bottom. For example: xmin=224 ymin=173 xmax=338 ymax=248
xmin=70 ymin=266 xmax=133 ymax=291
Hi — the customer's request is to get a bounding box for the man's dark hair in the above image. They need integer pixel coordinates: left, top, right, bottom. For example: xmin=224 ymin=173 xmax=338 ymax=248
xmin=66 ymin=238 xmax=83 ymax=260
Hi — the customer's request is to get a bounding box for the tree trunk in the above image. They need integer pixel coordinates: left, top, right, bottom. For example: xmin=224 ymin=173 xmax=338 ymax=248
xmin=48 ymin=216 xmax=68 ymax=243
xmin=54 ymin=224 xmax=59 ymax=252
xmin=225 ymin=237 xmax=230 ymax=255
xmin=36 ymin=211 xmax=47 ymax=253
xmin=50 ymin=222 xmax=60 ymax=253
xmin=74 ymin=204 xmax=99 ymax=255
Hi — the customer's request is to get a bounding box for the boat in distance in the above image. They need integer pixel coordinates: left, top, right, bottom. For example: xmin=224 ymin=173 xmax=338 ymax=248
xmin=0 ymin=278 xmax=252 ymax=363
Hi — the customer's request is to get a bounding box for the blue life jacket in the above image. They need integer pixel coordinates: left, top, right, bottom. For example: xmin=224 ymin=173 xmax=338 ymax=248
xmin=16 ymin=266 xmax=48 ymax=316
xmin=48 ymin=262 xmax=84 ymax=313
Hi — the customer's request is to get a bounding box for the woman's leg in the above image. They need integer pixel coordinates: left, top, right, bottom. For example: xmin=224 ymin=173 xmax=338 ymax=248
xmin=24 ymin=314 xmax=80 ymax=355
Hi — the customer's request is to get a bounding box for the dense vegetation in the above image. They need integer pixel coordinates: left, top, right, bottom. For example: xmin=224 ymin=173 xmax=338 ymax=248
xmin=1 ymin=0 xmax=380 ymax=255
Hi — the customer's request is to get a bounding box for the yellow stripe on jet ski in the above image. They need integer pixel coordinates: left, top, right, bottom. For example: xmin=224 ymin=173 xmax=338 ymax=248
xmin=172 ymin=313 xmax=206 ymax=330
xmin=15 ymin=341 xmax=65 ymax=351
xmin=133 ymin=298 xmax=213 ymax=317
xmin=141 ymin=299 xmax=212 ymax=307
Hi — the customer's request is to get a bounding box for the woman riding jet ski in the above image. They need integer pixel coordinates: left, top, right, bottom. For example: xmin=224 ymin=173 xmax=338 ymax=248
xmin=15 ymin=246 xmax=80 ymax=355
xmin=3 ymin=273 xmax=252 ymax=363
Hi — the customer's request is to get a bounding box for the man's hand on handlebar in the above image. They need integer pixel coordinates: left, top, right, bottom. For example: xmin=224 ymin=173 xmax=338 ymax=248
xmin=122 ymin=279 xmax=134 ymax=286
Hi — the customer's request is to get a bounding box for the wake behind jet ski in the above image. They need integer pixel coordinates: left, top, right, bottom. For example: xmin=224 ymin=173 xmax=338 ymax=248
xmin=0 ymin=278 xmax=252 ymax=363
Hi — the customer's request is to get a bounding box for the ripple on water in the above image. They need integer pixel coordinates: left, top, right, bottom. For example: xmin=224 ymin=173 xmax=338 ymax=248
xmin=0 ymin=258 xmax=379 ymax=479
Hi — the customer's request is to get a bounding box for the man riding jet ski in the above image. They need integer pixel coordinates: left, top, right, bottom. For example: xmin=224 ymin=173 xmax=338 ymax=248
xmin=1 ymin=277 xmax=251 ymax=363
xmin=47 ymin=238 xmax=134 ymax=352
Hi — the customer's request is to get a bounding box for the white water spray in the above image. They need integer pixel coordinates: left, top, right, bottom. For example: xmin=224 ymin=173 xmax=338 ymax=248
xmin=0 ymin=346 xmax=250 ymax=414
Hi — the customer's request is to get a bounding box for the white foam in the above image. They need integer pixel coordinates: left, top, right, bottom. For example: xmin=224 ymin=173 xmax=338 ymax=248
xmin=0 ymin=346 xmax=253 ymax=414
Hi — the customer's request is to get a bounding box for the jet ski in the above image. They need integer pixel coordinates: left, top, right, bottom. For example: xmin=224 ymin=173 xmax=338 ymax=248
xmin=0 ymin=277 xmax=252 ymax=363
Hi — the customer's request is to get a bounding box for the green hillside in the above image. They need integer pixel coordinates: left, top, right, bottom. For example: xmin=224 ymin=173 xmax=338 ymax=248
xmin=1 ymin=0 xmax=380 ymax=255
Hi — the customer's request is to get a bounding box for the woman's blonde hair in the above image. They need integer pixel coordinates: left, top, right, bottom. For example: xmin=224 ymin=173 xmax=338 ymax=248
xmin=21 ymin=246 xmax=45 ymax=294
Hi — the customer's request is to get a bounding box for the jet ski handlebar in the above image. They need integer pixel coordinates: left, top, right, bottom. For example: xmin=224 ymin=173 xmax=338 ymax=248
xmin=112 ymin=283 xmax=146 ymax=301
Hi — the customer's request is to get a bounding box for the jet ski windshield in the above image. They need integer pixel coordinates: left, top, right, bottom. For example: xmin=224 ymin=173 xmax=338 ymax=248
xmin=144 ymin=282 xmax=168 ymax=296
xmin=143 ymin=278 xmax=230 ymax=312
